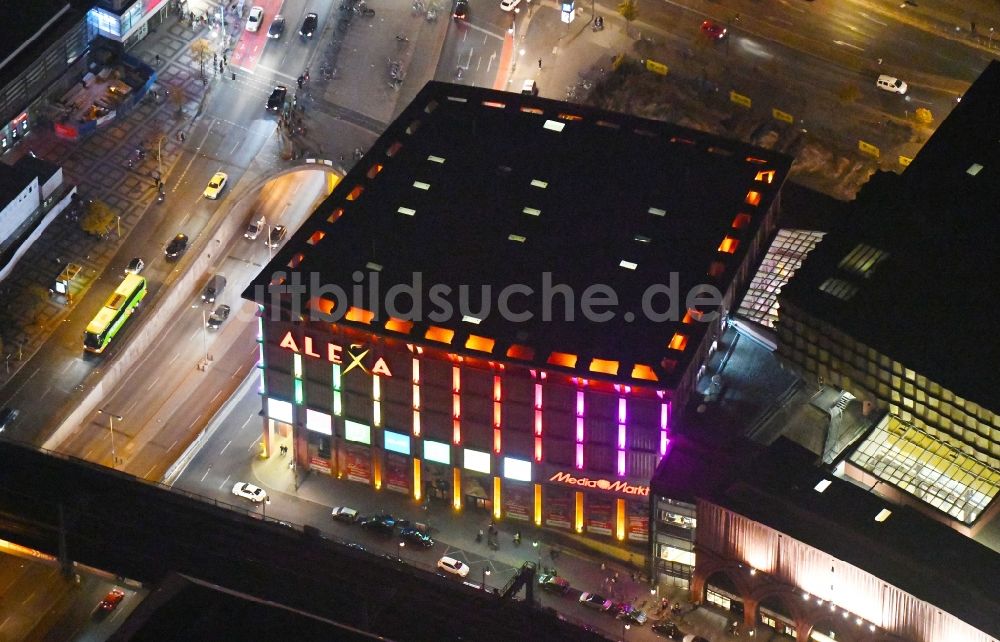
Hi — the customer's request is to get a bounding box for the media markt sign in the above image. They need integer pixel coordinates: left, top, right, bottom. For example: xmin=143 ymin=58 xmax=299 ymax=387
xmin=548 ymin=471 xmax=649 ymax=497
xmin=278 ymin=331 xmax=393 ymax=377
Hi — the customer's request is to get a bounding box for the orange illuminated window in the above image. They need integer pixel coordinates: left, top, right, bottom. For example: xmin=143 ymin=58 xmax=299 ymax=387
xmin=707 ymin=261 xmax=726 ymax=278
xmin=683 ymin=308 xmax=705 ymax=324
xmin=718 ymin=236 xmax=740 ymax=254
xmin=520 ymin=106 xmax=543 ymax=115
xmin=482 ymin=100 xmax=506 ymax=109
xmin=745 ymin=191 xmax=761 ymax=206
xmin=270 ymin=274 xmax=286 ymax=286
xmin=731 ymin=213 xmax=751 ymax=229
xmin=327 ymin=208 xmax=344 ymax=224
xmin=465 ymin=335 xmax=496 ymax=353
xmin=631 ymin=364 xmax=658 ymax=381
xmin=596 ymin=120 xmax=621 ymax=129
xmin=366 ymin=163 xmax=384 ymax=179
xmin=425 ymin=326 xmax=455 ymax=344
xmin=534 ymin=437 xmax=543 ymax=461
xmin=346 ymin=185 xmax=365 ymax=201
xmin=660 ymin=358 xmax=678 ymax=374
xmin=306 ymin=231 xmax=326 ymax=246
xmin=287 ymin=253 xmax=304 ymax=269
xmin=668 ymin=333 xmax=688 ymax=351
xmin=386 ymin=141 xmax=403 ymax=157
xmin=755 ymin=169 xmax=775 ymax=183
xmin=588 ymin=358 xmax=619 ymax=375
xmin=345 ymin=307 xmax=374 ymax=324
xmin=494 ymin=428 xmax=502 ymax=453
xmin=506 ymin=344 xmax=535 ymax=360
xmin=385 ymin=317 xmax=414 ymax=334
xmin=559 ymin=113 xmax=584 ymax=121
xmin=309 ymin=296 xmax=335 ymax=316
xmin=745 ymin=156 xmax=767 ymax=164
xmin=547 ymin=352 xmax=578 ymax=368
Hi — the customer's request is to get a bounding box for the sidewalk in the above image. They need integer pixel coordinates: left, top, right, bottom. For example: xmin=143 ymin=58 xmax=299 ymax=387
xmin=0 ymin=15 xmax=216 ymax=389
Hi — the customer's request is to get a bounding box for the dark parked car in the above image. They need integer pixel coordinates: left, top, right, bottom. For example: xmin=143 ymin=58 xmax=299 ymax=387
xmin=206 ymin=304 xmax=231 ymax=329
xmin=201 ymin=274 xmax=227 ymax=303
xmin=266 ymin=85 xmax=287 ymax=112
xmin=299 ymin=12 xmax=318 ymax=37
xmin=124 ymin=257 xmax=144 ymax=274
xmin=360 ymin=515 xmax=396 ymax=536
xmin=452 ymin=0 xmax=468 ymax=20
xmin=652 ymin=621 xmax=683 ymax=639
xmin=266 ymin=224 xmax=287 ymax=248
xmin=0 ymin=407 xmax=19 ymax=433
xmin=331 ymin=506 xmax=360 ymax=523
xmin=538 ymin=573 xmax=571 ymax=595
xmin=268 ymin=14 xmax=285 ymax=38
xmin=164 ymin=233 xmax=188 ymax=259
xmin=399 ymin=527 xmax=434 ymax=548
xmin=579 ymin=592 xmax=613 ymax=611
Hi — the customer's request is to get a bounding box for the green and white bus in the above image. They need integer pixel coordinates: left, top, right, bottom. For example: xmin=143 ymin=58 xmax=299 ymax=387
xmin=84 ymin=273 xmax=148 ymax=353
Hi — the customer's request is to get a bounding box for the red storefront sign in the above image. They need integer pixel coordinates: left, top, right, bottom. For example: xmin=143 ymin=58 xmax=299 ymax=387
xmin=344 ymin=444 xmax=371 ymax=483
xmin=503 ymin=483 xmax=532 ymax=522
xmin=385 ymin=452 xmax=410 ymax=494
xmin=586 ymin=496 xmax=614 ymax=536
xmin=628 ymin=501 xmax=649 ymax=541
xmin=545 ymin=492 xmax=572 ymax=529
xmin=310 ymin=456 xmax=332 ymax=475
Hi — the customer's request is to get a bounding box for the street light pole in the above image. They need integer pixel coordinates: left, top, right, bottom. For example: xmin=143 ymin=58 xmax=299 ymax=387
xmin=482 ymin=567 xmax=491 ymax=591
xmin=622 ymin=621 xmax=630 ymax=641
xmin=263 ymin=497 xmax=270 ymax=520
xmin=97 ymin=409 xmax=123 ymax=468
xmin=398 ymin=541 xmax=406 ymax=563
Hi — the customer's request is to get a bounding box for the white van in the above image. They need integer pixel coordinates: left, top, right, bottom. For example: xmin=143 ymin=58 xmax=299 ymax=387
xmin=876 ymin=75 xmax=907 ymax=95
xmin=521 ymin=79 xmax=538 ymax=96
xmin=244 ymin=214 xmax=266 ymax=240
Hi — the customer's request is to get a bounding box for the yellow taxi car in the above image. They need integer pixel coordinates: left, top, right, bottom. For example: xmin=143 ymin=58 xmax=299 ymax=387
xmin=203 ymin=171 xmax=229 ymax=199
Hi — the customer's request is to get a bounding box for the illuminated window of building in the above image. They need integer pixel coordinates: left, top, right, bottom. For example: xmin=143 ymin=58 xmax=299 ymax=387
xmin=328 ymin=208 xmax=344 ymax=224
xmin=966 ymin=163 xmax=983 ymax=176
xmin=366 ymin=163 xmax=384 ymax=179
xmin=838 ymin=243 xmax=889 ymax=278
xmin=522 ymin=207 xmax=541 ymax=216
xmin=718 ymin=236 xmax=739 ymax=254
xmin=730 ymin=213 xmax=751 ymax=229
xmin=425 ymin=326 xmax=455 ymax=344
xmin=543 ymin=120 xmax=565 ymax=132
xmin=345 ymin=307 xmax=375 ymax=324
xmin=755 ymin=169 xmax=776 ymax=183
xmin=346 ymin=185 xmax=365 ymax=201
xmin=508 ymin=234 xmax=527 ymax=243
xmin=707 ymin=261 xmax=726 ymax=278
xmin=385 ymin=317 xmax=414 ymax=334
xmin=648 ymin=207 xmax=666 ymax=217
xmin=589 ymin=358 xmax=619 ymax=375
xmin=547 ymin=352 xmax=578 ymax=368
xmin=465 ymin=334 xmax=496 ymax=353
xmin=413 ymin=181 xmax=430 ymax=191
xmin=306 ymin=231 xmax=325 ymax=246
xmin=427 ymin=154 xmax=445 ymax=164
xmin=619 ymin=260 xmax=638 ymax=270
xmin=818 ymin=278 xmax=859 ymax=301
xmin=633 ymin=234 xmax=652 ymax=243
xmin=482 ymin=100 xmax=506 ymax=109
xmin=530 ymin=179 xmax=548 ymax=188
xmin=706 ymin=589 xmax=731 ymax=610
xmin=745 ymin=190 xmax=761 ymax=206
xmin=397 ymin=206 xmax=416 ymax=216
xmin=405 ymin=120 xmax=421 ymax=135
xmin=631 ymin=364 xmax=657 ymax=381
xmin=506 ymin=344 xmax=535 ymax=360
xmin=667 ymin=333 xmax=688 ymax=352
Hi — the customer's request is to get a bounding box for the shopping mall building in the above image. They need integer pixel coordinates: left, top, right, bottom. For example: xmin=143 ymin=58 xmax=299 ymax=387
xmin=244 ymin=82 xmax=791 ymax=551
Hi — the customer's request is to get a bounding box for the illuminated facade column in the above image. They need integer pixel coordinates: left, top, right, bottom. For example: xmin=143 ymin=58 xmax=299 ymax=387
xmin=372 ymin=374 xmax=382 ymax=427
xmin=452 ymin=365 xmax=461 ymax=445
xmin=533 ymin=373 xmax=544 ymax=462
xmin=616 ymin=391 xmax=627 ymax=477
xmin=493 ymin=476 xmax=502 ymax=520
xmin=615 ymin=498 xmax=626 ymax=541
xmin=413 ymin=457 xmax=422 ymax=501
xmin=493 ymin=374 xmax=502 ymax=454
xmin=453 ymin=467 xmax=462 ymax=510
xmin=332 ymin=364 xmax=342 ymax=416
xmin=659 ymin=395 xmax=671 ymax=458
xmin=534 ymin=483 xmax=542 ymax=526
xmin=412 ymin=357 xmax=420 ymax=437
xmin=293 ymin=354 xmax=304 ymax=405
xmin=575 ymin=385 xmax=585 ymax=469
xmin=574 ymin=491 xmax=584 ymax=533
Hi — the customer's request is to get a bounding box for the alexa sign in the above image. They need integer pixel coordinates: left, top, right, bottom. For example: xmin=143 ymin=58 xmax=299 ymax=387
xmin=278 ymin=331 xmax=393 ymax=377
xmin=549 ymin=471 xmax=649 ymax=497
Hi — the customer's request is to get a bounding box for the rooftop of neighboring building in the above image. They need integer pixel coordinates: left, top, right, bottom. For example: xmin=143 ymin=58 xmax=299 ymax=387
xmin=652 ymin=437 xmax=1000 ymax=637
xmin=0 ymin=0 xmax=75 ymax=76
xmin=778 ymin=60 xmax=1000 ymax=410
xmin=244 ymin=81 xmax=793 ymax=388
xmin=0 ymin=160 xmax=37 ymax=202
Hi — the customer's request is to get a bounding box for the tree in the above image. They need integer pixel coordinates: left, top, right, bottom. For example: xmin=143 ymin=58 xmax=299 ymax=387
xmin=617 ymin=0 xmax=638 ymax=36
xmin=190 ymin=38 xmax=214 ymax=81
xmin=80 ymin=200 xmax=116 ymax=237
xmin=169 ymin=86 xmax=187 ymax=116
xmin=914 ymin=107 xmax=933 ymax=125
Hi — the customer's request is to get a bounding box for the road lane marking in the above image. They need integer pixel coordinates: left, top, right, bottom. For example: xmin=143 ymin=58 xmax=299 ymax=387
xmin=859 ymin=12 xmax=888 ymax=26
xmin=146 ymin=375 xmax=161 ymax=391
xmin=220 ymin=474 xmax=231 ymax=490
xmin=833 ymin=40 xmax=864 ymax=51
xmin=241 ymin=413 xmax=254 ymax=431
xmin=465 ymin=22 xmax=503 ymax=39
xmin=169 ymin=351 xmax=181 ymax=365
xmin=145 ymin=463 xmax=157 ymax=478
xmin=61 ymin=359 xmax=77 ymax=375
xmin=211 ymin=390 xmax=223 ymax=406
xmin=248 ymin=438 xmax=259 ymax=452
xmin=200 ymin=466 xmax=212 ymax=482
xmin=256 ymin=64 xmax=298 ymax=82
xmin=221 ymin=440 xmax=232 ymax=455
xmin=169 ymin=439 xmax=178 ymax=452
xmin=39 ymin=385 xmax=52 ymax=402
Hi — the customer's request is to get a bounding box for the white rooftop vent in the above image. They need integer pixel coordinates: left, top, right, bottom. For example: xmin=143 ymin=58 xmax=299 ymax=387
xmin=397 ymin=206 xmax=416 ymax=216
xmin=619 ymin=260 xmax=638 ymax=270
xmin=875 ymin=508 xmax=892 ymax=522
xmin=543 ymin=120 xmax=565 ymax=132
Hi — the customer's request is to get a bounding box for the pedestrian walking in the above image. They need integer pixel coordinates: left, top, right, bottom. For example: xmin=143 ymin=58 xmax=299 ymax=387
xmin=155 ymin=54 xmax=161 ymax=65
xmin=601 ymin=562 xmax=606 ymax=571
xmin=537 ymin=58 xmax=542 ymax=69
xmin=214 ymin=52 xmax=218 ymax=66
xmin=223 ymin=53 xmax=227 ymax=65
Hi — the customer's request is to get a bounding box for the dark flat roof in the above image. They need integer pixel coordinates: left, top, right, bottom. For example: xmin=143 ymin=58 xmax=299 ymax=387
xmin=652 ymin=438 xmax=1000 ymax=636
xmin=779 ymin=61 xmax=1000 ymax=409
xmin=245 ymin=81 xmax=792 ymax=388
xmin=0 ymin=0 xmax=72 ymax=72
